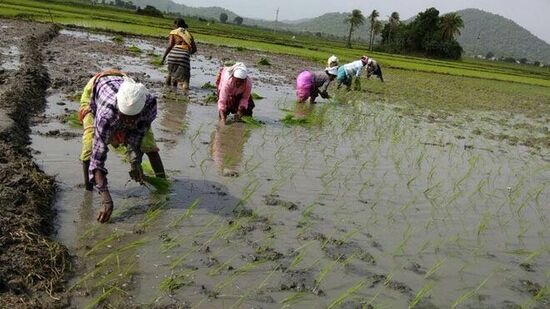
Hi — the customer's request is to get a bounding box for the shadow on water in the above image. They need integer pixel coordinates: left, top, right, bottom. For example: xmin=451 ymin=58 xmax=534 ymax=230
xmin=111 ymin=178 xmax=242 ymax=222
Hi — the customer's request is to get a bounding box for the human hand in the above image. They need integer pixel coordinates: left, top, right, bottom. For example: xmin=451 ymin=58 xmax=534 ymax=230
xmin=97 ymin=191 xmax=113 ymax=223
xmin=129 ymin=163 xmax=144 ymax=184
xmin=219 ymin=110 xmax=227 ymax=124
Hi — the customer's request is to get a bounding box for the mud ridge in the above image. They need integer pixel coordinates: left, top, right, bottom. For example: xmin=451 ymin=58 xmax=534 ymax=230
xmin=0 ymin=24 xmax=71 ymax=308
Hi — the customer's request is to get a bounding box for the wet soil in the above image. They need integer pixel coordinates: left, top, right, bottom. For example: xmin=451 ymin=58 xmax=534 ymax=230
xmin=0 ymin=22 xmax=70 ymax=308
xmin=2 ymin=18 xmax=549 ymax=308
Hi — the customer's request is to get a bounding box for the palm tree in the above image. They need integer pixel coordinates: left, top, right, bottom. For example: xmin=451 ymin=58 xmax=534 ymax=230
xmin=345 ymin=9 xmax=365 ymax=48
xmin=440 ymin=13 xmax=464 ymax=41
xmin=388 ymin=11 xmax=400 ymax=43
xmin=372 ymin=20 xmax=383 ymax=48
xmin=368 ymin=9 xmax=379 ymax=50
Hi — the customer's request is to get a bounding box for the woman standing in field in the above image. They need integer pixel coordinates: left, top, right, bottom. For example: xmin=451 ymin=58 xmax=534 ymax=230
xmin=161 ymin=18 xmax=197 ymax=95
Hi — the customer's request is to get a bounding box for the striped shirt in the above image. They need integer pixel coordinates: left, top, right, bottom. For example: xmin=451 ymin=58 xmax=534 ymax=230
xmin=89 ymin=76 xmax=157 ymax=181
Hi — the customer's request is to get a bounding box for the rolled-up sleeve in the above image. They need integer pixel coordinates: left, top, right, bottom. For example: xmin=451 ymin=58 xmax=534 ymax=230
xmin=89 ymin=106 xmax=115 ymax=181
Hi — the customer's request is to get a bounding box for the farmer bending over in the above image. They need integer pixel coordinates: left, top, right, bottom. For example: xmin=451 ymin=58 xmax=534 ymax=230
xmin=336 ymin=55 xmax=369 ymax=91
xmin=327 ymin=55 xmax=339 ymax=68
xmin=79 ymin=70 xmax=165 ymax=223
xmin=296 ymin=66 xmax=338 ymax=103
xmin=366 ymin=58 xmax=384 ymax=82
xmin=216 ymin=62 xmax=255 ymax=124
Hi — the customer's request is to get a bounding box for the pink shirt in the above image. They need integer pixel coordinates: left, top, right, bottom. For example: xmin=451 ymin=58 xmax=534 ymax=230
xmin=217 ymin=67 xmax=252 ymax=113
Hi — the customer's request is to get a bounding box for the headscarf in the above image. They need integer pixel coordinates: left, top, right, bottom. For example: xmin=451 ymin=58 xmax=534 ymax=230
xmin=226 ymin=62 xmax=248 ymax=79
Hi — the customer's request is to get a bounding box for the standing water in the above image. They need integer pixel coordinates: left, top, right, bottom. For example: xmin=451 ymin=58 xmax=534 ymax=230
xmin=29 ymin=30 xmax=550 ymax=308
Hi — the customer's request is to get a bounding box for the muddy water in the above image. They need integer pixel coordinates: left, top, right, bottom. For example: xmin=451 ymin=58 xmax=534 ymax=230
xmin=29 ymin=29 xmax=550 ymax=308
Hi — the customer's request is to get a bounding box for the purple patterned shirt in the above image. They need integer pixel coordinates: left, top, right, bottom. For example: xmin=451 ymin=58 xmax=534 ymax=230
xmin=88 ymin=76 xmax=157 ymax=182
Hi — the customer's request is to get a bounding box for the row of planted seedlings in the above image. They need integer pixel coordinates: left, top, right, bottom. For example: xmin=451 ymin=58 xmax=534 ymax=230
xmin=66 ymin=78 xmax=549 ymax=307
xmin=270 ymin=91 xmax=550 ymax=306
xmin=354 ymin=92 xmax=549 ymax=306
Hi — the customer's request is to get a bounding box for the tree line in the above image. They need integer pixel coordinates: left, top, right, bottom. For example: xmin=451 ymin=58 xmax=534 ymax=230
xmin=219 ymin=13 xmax=244 ymax=25
xmin=346 ymin=7 xmax=464 ymax=59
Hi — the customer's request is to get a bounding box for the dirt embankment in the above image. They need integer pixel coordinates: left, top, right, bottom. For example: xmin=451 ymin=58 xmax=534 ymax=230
xmin=0 ymin=24 xmax=70 ymax=307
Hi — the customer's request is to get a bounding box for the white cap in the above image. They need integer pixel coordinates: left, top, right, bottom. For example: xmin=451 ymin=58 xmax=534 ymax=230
xmin=116 ymin=77 xmax=147 ymax=116
xmin=230 ymin=62 xmax=248 ymax=79
xmin=233 ymin=67 xmax=247 ymax=79
xmin=327 ymin=55 xmax=339 ymax=65
xmin=326 ymin=66 xmax=338 ymax=76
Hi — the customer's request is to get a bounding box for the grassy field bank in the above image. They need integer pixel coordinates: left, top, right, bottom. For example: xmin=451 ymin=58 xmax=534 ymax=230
xmin=2 ymin=0 xmax=550 ymax=87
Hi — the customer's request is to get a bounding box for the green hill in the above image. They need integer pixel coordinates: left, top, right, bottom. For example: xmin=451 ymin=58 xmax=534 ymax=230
xmin=455 ymin=8 xmax=550 ymax=63
xmin=130 ymin=0 xmax=237 ymax=21
xmin=118 ymin=1 xmax=550 ymax=63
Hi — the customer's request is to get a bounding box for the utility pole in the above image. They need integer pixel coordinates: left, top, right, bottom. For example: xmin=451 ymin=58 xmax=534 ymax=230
xmin=275 ymin=8 xmax=279 ymax=22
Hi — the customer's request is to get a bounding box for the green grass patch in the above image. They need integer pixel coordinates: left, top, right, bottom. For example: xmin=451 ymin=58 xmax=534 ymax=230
xmin=2 ymin=0 xmax=549 ymax=87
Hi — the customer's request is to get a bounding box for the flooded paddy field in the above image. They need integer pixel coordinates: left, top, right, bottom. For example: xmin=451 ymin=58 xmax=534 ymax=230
xmin=3 ymin=19 xmax=548 ymax=308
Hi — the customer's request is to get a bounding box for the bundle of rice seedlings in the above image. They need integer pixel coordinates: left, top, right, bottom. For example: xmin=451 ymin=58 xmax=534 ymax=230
xmin=141 ymin=161 xmax=171 ymax=193
xmin=66 ymin=112 xmax=82 ymax=128
xmin=241 ymin=116 xmax=262 ymax=127
xmin=251 ymin=92 xmax=264 ymax=100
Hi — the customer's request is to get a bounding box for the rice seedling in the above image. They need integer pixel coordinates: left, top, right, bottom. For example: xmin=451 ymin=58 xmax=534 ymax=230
xmin=207 ymin=253 xmax=240 ymax=276
xmin=314 ymin=259 xmax=339 ymax=291
xmin=159 ymin=268 xmax=196 ymax=293
xmin=257 ymin=57 xmax=271 ymax=66
xmin=213 ymin=260 xmax=262 ymax=292
xmin=64 ymin=112 xmax=82 ymax=128
xmin=392 ymin=223 xmax=413 ymax=256
xmin=450 ymin=272 xmax=493 ymax=308
xmin=136 ymin=198 xmax=168 ymax=230
xmin=409 ymin=282 xmax=434 ymax=308
xmin=127 ymin=45 xmax=142 ymax=55
xmin=251 ymin=92 xmax=264 ymax=100
xmin=204 ymin=91 xmax=218 ymax=104
xmin=201 ymin=81 xmax=216 ymax=89
xmin=168 ymin=198 xmax=200 ymax=228
xmin=94 ymin=238 xmax=148 ymax=268
xmin=281 ymin=292 xmax=308 ymax=308
xmin=80 ymin=257 xmax=137 ymax=308
xmin=149 ymin=54 xmax=162 ymax=67
xmin=424 ymin=258 xmax=447 ymax=279
xmin=327 ymin=280 xmax=366 ymax=309
xmin=85 ymin=231 xmax=122 ymax=257
xmin=111 ymin=34 xmax=124 ymax=44
xmin=229 ymin=266 xmax=279 ymax=309
xmin=241 ymin=115 xmax=262 ymax=127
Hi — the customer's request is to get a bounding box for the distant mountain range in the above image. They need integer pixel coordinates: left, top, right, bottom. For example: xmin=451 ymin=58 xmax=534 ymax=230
xmin=129 ymin=1 xmax=550 ymax=63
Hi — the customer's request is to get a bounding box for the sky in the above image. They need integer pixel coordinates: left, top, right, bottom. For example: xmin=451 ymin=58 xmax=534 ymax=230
xmin=176 ymin=0 xmax=550 ymax=43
